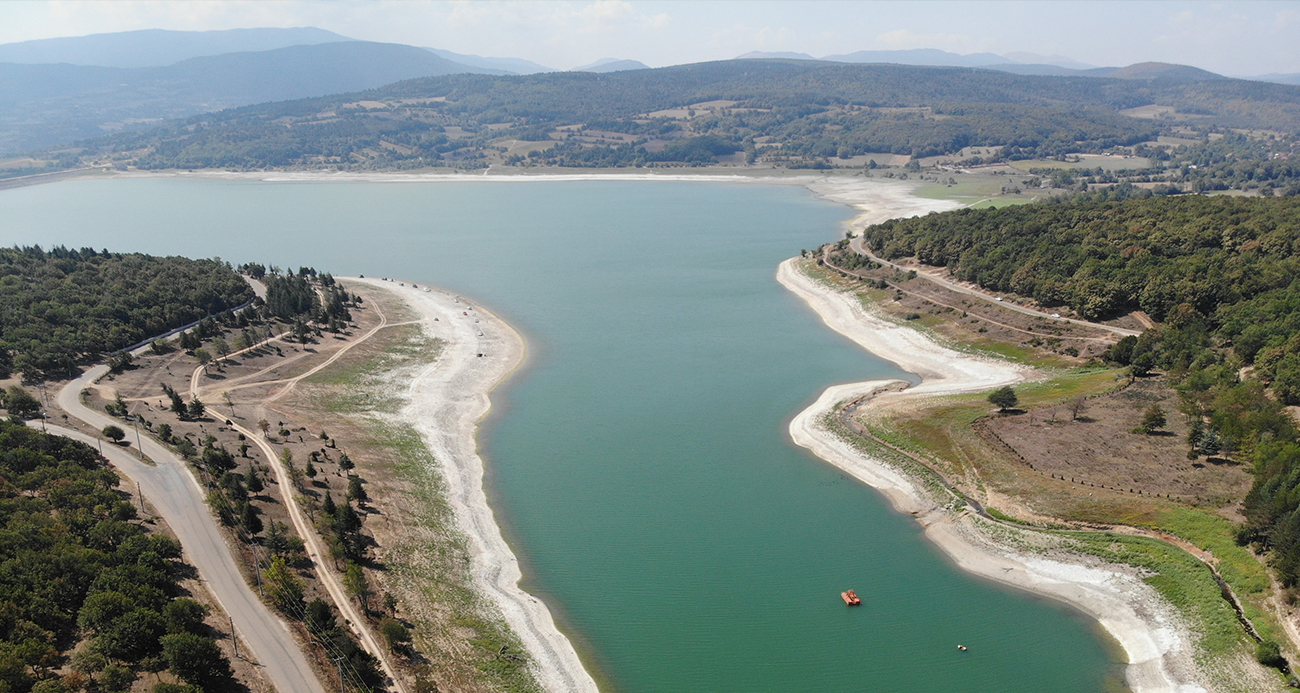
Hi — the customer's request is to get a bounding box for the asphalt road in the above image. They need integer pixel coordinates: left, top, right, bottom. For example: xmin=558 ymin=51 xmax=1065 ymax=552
xmin=55 ymin=365 xmax=325 ymax=693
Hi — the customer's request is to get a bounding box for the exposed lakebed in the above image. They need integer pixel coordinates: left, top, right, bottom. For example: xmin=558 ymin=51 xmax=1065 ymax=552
xmin=2 ymin=176 xmax=1122 ymax=692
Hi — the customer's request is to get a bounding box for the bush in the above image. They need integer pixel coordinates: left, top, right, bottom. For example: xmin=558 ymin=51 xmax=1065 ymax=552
xmin=1256 ymin=638 xmax=1286 ymax=669
xmin=102 ymin=425 xmax=126 ymax=443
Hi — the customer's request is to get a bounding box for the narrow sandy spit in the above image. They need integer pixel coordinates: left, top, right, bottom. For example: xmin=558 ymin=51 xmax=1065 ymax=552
xmin=347 ymin=278 xmax=598 ymax=693
xmin=778 ymin=258 xmax=1207 ymax=693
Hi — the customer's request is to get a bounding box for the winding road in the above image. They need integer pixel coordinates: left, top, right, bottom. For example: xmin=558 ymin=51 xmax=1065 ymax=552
xmin=55 ymin=365 xmax=326 ymax=693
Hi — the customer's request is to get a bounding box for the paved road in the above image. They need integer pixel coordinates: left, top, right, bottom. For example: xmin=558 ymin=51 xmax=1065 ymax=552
xmin=849 ymin=237 xmax=1141 ymax=338
xmin=56 ymin=366 xmax=325 ymax=693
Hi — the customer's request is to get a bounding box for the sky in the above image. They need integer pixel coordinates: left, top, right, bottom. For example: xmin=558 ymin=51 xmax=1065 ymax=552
xmin=0 ymin=0 xmax=1297 ymax=75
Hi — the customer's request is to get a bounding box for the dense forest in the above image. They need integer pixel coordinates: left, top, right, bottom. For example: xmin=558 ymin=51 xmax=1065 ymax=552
xmin=0 ymin=246 xmax=253 ymax=379
xmin=0 ymin=421 xmax=233 ymax=692
xmin=37 ymin=59 xmax=1298 ymax=173
xmin=857 ymin=195 xmax=1300 ymax=583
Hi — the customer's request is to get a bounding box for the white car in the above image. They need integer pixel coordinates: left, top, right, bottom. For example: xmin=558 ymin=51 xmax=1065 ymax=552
xmin=1051 ymin=313 xmax=1061 ymax=318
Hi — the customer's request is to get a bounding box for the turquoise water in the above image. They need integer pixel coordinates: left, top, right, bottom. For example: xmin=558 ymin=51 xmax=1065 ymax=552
xmin=1 ymin=178 xmax=1121 ymax=692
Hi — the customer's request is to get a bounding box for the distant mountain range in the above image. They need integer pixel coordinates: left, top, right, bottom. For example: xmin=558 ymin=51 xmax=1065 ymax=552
xmin=0 ymin=40 xmax=505 ymax=153
xmin=1 ymin=26 xmax=1296 ymax=157
xmin=1250 ymin=73 xmax=1300 ymax=86
xmin=424 ymin=48 xmax=554 ymax=75
xmin=737 ymin=48 xmax=1078 ymax=69
xmin=735 ymin=48 xmax=1293 ymax=86
xmin=572 ymin=58 xmax=652 ymax=73
xmin=0 ymin=27 xmax=352 ymax=68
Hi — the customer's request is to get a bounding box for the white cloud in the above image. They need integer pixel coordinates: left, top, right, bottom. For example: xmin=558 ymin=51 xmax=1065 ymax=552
xmin=640 ymin=12 xmax=670 ymax=30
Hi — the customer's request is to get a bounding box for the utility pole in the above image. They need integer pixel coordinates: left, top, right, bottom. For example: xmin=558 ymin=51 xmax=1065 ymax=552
xmin=229 ymin=616 xmax=239 ymax=658
xmin=333 ymin=655 xmax=346 ymax=693
xmin=132 ymin=417 xmax=143 ymax=458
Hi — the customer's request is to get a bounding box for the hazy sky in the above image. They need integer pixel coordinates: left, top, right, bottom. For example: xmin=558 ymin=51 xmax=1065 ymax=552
xmin=1 ymin=0 xmax=1298 ymax=75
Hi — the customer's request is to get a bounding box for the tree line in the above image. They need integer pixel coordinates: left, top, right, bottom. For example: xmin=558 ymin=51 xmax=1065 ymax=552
xmin=856 ymin=194 xmax=1300 ymax=584
xmin=0 ymin=246 xmax=252 ymax=380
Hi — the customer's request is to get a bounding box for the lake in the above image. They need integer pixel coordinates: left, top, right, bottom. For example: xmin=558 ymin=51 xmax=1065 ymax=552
xmin=0 ymin=177 xmax=1122 ymax=692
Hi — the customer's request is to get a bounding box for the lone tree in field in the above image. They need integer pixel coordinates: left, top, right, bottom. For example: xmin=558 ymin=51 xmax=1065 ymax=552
xmin=988 ymin=386 xmax=1018 ymax=412
xmin=1135 ymin=405 xmax=1167 ymax=435
xmin=102 ymin=424 xmax=126 ymax=443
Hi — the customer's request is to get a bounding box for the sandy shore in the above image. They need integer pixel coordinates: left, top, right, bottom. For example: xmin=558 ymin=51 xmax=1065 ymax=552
xmin=802 ymin=175 xmax=963 ymax=227
xmin=347 ymin=278 xmax=598 ymax=693
xmin=97 ymin=165 xmax=948 ymax=200
xmin=778 ymin=258 xmax=1208 ymax=693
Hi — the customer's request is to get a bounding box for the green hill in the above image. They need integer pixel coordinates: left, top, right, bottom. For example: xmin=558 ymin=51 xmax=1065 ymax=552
xmin=39 ymin=58 xmax=1299 ymax=173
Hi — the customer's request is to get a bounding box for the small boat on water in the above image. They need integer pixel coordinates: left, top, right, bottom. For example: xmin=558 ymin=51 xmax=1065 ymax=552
xmin=957 ymin=645 xmax=968 ymax=652
xmin=841 ymin=590 xmax=861 ymax=606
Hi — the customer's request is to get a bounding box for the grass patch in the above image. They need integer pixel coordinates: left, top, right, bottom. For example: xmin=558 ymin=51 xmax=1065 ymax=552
xmin=1065 ymin=532 xmax=1247 ymax=659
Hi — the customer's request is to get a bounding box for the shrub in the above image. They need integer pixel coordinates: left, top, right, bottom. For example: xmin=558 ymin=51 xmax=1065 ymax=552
xmin=1256 ymin=638 xmax=1286 ymax=669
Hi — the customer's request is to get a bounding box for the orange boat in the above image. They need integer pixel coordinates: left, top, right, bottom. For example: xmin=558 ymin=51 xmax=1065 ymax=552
xmin=841 ymin=590 xmax=861 ymax=606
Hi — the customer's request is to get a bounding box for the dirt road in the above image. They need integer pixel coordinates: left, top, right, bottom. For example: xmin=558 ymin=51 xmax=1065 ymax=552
xmin=849 ymin=238 xmax=1141 ymax=338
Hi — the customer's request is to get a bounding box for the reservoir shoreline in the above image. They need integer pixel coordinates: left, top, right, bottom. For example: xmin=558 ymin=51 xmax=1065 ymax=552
xmin=346 ymin=278 xmax=599 ymax=693
xmin=776 ymin=258 xmax=1206 ymax=693
xmin=185 ymin=168 xmax=1196 ymax=691
xmin=11 ymin=168 xmax=1196 ymax=691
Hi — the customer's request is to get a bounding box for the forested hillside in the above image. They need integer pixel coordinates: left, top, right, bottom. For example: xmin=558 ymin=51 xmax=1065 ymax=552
xmin=0 ymin=246 xmax=253 ymax=378
xmin=859 ymin=195 xmax=1300 ymax=583
xmin=43 ymin=59 xmax=1299 ymax=173
xmin=0 ymin=421 xmax=233 ymax=692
